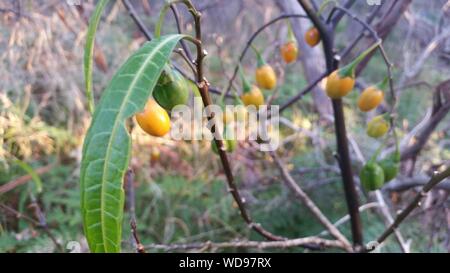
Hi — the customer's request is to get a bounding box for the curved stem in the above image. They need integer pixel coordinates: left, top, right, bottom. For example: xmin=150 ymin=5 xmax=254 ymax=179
xmin=339 ymin=3 xmax=384 ymax=59
xmin=329 ymin=0 xmax=357 ymax=27
xmin=317 ymin=0 xmax=337 ymax=16
xmin=181 ymin=35 xmax=202 ymax=48
xmin=224 ymin=14 xmax=309 ymax=96
xmin=174 ymin=48 xmax=196 ymax=75
xmin=170 ymin=4 xmax=195 ymax=63
xmin=155 ymin=0 xmax=194 ymax=38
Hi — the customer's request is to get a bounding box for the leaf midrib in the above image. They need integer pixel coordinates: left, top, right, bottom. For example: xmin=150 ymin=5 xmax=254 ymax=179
xmin=98 ymin=36 xmax=178 ymax=251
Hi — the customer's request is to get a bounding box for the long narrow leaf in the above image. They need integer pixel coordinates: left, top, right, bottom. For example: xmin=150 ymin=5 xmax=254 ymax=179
xmin=84 ymin=0 xmax=109 ymax=114
xmin=80 ymin=35 xmax=185 ymax=253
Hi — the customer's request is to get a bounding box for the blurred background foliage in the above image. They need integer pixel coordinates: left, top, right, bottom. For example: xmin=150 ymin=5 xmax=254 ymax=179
xmin=0 ymin=0 xmax=449 ymax=253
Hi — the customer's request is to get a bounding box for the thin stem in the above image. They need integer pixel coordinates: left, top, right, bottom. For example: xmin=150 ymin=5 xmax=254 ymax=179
xmin=170 ymin=4 xmax=195 ymax=64
xmin=367 ymin=166 xmax=450 ymax=251
xmin=145 ymin=236 xmax=348 ymax=252
xmin=325 ymin=5 xmax=395 ymax=95
xmin=0 ymin=164 xmax=54 ymax=194
xmin=330 ymin=0 xmax=357 ymax=27
xmin=270 ymin=152 xmax=352 ymax=251
xmin=279 ymin=72 xmax=328 ymax=113
xmin=125 ymin=169 xmax=145 ymax=253
xmin=145 ymin=236 xmax=345 ymax=251
xmin=29 ymin=193 xmax=64 ymax=252
xmin=339 ymin=3 xmax=384 ymax=59
xmin=155 ymin=0 xmax=189 ymax=38
xmin=224 ymin=14 xmax=308 ymax=96
xmin=0 ymin=203 xmax=40 ymax=226
xmin=122 ymin=0 xmax=153 ymax=40
xmin=0 ymin=201 xmax=63 ymax=252
xmin=327 ymin=6 xmax=378 ymax=39
xmin=317 ymin=0 xmax=338 ymax=16
xmin=175 ymin=48 xmax=196 ymax=75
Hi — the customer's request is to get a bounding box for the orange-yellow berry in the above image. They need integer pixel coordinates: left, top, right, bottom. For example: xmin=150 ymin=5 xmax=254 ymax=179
xmin=325 ymin=70 xmax=355 ymax=99
xmin=358 ymin=86 xmax=384 ymax=112
xmin=255 ymin=65 xmax=277 ymax=90
xmin=135 ymin=99 xmax=171 ymax=137
xmin=305 ymin=27 xmax=320 ymax=47
xmin=280 ymin=41 xmax=298 ymax=64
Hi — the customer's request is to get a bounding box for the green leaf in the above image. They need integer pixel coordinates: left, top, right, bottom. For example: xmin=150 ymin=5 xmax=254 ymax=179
xmin=84 ymin=0 xmax=109 ymax=114
xmin=80 ymin=34 xmax=186 ymax=253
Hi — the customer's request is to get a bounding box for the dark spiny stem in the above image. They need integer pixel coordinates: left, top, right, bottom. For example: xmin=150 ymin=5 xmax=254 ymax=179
xmin=299 ymin=0 xmax=363 ymax=248
xmin=197 ymin=82 xmax=285 ymax=242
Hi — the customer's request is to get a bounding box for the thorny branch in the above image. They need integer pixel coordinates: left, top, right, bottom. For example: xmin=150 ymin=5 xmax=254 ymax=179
xmin=325 ymin=4 xmax=416 ymax=252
